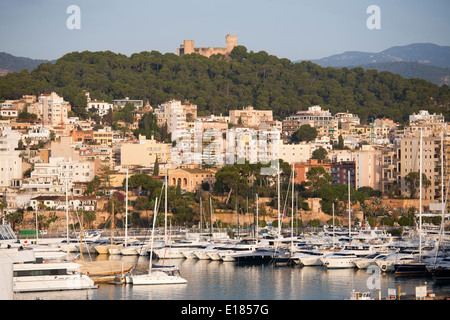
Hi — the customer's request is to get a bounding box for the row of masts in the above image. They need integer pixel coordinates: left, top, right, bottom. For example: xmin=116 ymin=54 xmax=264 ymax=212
xmin=38 ymin=129 xmax=448 ymax=264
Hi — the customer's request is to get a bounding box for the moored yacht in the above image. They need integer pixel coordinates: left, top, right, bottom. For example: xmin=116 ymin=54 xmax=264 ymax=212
xmin=321 ymin=244 xmax=377 ymax=269
xmin=354 ymin=252 xmax=391 ymax=269
xmin=126 ymin=264 xmax=187 ymax=285
xmin=291 ymin=249 xmax=328 ymax=266
xmin=216 ymin=240 xmax=259 ymax=262
xmin=427 ymin=256 xmax=450 ymax=280
xmin=120 ymin=241 xmax=149 ymax=256
xmin=321 ymin=251 xmax=360 ymax=269
xmin=376 ymin=249 xmax=417 ymax=272
xmin=234 ymin=246 xmax=288 ymax=265
xmin=13 ymin=262 xmax=98 ymax=292
xmin=153 ymin=240 xmax=205 ymax=259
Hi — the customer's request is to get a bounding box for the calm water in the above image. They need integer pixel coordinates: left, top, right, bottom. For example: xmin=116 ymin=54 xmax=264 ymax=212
xmin=14 ymin=253 xmax=450 ymax=301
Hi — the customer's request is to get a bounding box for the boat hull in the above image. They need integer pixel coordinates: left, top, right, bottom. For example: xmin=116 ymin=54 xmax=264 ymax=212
xmin=394 ymin=263 xmax=430 ymax=276
xmin=128 ymin=271 xmax=187 ymax=285
xmin=13 ymin=275 xmax=97 ymax=292
xmin=234 ymin=252 xmax=277 ymax=265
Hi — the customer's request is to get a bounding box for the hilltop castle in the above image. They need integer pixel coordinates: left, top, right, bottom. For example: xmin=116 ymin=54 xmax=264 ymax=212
xmin=177 ymin=34 xmax=237 ymax=58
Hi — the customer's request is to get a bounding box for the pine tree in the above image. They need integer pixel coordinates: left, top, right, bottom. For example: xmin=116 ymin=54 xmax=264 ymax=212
xmin=153 ymin=157 xmax=159 ymax=176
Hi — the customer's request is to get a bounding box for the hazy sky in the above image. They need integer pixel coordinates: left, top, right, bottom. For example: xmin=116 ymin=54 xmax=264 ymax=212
xmin=1 ymin=0 xmax=449 ymax=61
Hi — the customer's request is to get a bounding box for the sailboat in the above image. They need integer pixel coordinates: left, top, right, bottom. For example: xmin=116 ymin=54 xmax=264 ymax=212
xmin=126 ymin=197 xmax=187 ymax=285
xmin=271 ymin=163 xmax=296 ymax=266
xmin=395 ymin=129 xmax=446 ymax=276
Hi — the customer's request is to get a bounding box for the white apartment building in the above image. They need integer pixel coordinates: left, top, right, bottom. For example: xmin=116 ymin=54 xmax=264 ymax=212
xmin=87 ymin=100 xmax=113 ymax=117
xmin=224 ymin=127 xmax=281 ymax=166
xmin=28 ymin=92 xmax=70 ymax=125
xmin=282 ymin=105 xmax=338 ymax=139
xmin=0 ymin=128 xmax=22 ymax=191
xmin=22 ymin=157 xmax=95 ymax=195
xmin=409 ymin=110 xmax=445 ymax=124
xmin=154 ymin=100 xmax=197 ymax=132
xmin=334 ymin=112 xmax=360 ymax=125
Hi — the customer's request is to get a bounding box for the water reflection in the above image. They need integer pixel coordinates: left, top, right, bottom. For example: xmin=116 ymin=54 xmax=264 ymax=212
xmin=15 ymin=253 xmax=450 ymax=300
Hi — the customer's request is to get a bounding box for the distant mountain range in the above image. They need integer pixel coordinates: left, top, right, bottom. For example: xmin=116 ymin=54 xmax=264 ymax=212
xmin=297 ymin=43 xmax=450 ymax=85
xmin=0 ymin=52 xmax=52 ymax=75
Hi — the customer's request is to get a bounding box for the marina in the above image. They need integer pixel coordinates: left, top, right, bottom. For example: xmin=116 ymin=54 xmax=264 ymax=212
xmin=11 ymin=252 xmax=450 ymax=301
xmin=2 ymin=222 xmax=448 ymax=301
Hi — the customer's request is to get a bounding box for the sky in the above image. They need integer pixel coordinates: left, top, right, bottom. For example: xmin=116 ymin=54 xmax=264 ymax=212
xmin=0 ymin=0 xmax=449 ymax=61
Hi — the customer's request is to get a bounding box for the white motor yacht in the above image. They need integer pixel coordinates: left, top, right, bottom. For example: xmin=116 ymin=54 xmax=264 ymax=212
xmin=120 ymin=241 xmax=149 ymax=256
xmin=375 ymin=249 xmax=417 ymax=272
xmin=291 ymin=249 xmax=328 ymax=266
xmin=153 ymin=240 xmax=204 ymax=259
xmin=321 ymin=243 xmax=378 ymax=269
xmin=214 ymin=239 xmax=259 ymax=262
xmin=321 ymin=251 xmax=360 ymax=269
xmin=354 ymin=252 xmax=391 ymax=269
xmin=193 ymin=244 xmax=218 ymax=260
xmin=13 ymin=262 xmax=98 ymax=292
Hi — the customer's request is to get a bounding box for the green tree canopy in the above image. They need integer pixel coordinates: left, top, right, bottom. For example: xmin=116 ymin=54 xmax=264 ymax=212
xmin=291 ymin=125 xmax=318 ymax=143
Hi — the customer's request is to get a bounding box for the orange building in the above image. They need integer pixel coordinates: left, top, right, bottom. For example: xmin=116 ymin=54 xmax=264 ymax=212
xmin=168 ymin=168 xmax=215 ymax=192
xmin=292 ymin=159 xmax=332 ymax=185
xmin=71 ymin=130 xmax=93 ymax=144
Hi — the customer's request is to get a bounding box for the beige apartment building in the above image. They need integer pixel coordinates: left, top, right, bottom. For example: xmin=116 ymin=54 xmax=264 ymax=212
xmin=229 ymin=106 xmax=273 ymax=128
xmin=354 ymin=146 xmax=382 ymax=191
xmin=120 ymin=135 xmax=169 ymax=169
xmin=399 ymin=131 xmax=449 ymax=201
xmin=28 ymin=92 xmax=70 ymax=125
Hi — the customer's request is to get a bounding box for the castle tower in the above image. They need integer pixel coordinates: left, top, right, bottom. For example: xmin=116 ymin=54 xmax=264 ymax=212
xmin=177 ymin=40 xmax=195 ymax=56
xmin=183 ymin=40 xmax=195 ymax=55
xmin=225 ymin=34 xmax=238 ymax=53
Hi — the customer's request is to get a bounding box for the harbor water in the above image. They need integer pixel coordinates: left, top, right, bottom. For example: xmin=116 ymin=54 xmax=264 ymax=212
xmin=14 ymin=253 xmax=450 ymax=300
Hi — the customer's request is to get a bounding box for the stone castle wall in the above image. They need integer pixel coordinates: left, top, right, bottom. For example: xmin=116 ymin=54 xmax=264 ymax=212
xmin=178 ymin=34 xmax=237 ymax=58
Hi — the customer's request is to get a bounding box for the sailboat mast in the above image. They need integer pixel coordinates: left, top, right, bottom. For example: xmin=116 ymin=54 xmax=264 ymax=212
xmin=277 ymin=160 xmax=281 ymax=237
xmin=419 ymin=129 xmax=423 ymax=260
xmin=125 ymin=169 xmax=128 ymax=247
xmin=332 ymin=202 xmax=335 ymax=247
xmin=200 ymin=197 xmax=202 ymax=232
xmin=348 ymin=171 xmax=351 ymax=241
xmin=291 ymin=164 xmax=295 ymax=246
xmin=65 ymin=180 xmax=69 ymax=259
xmin=149 ymin=197 xmax=158 ymax=274
xmin=111 ymin=199 xmax=114 ymax=260
xmin=256 ymin=193 xmax=259 ymax=238
xmin=165 ymin=170 xmax=168 ymax=244
xmin=210 ymin=196 xmax=213 ymax=239
xmin=35 ymin=198 xmax=38 ymax=244
xmin=441 ymin=129 xmax=445 ymax=235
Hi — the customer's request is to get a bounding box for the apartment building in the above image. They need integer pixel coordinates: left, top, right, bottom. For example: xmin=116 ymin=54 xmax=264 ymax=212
xmin=229 ymin=106 xmax=273 ymax=128
xmin=28 ymin=92 xmax=70 ymax=125
xmin=0 ymin=128 xmax=22 ymax=191
xmin=398 ymin=131 xmax=448 ymax=201
xmin=282 ymin=106 xmax=337 ymax=139
xmin=354 ymin=146 xmax=382 ymax=191
xmin=120 ymin=135 xmax=169 ymax=169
